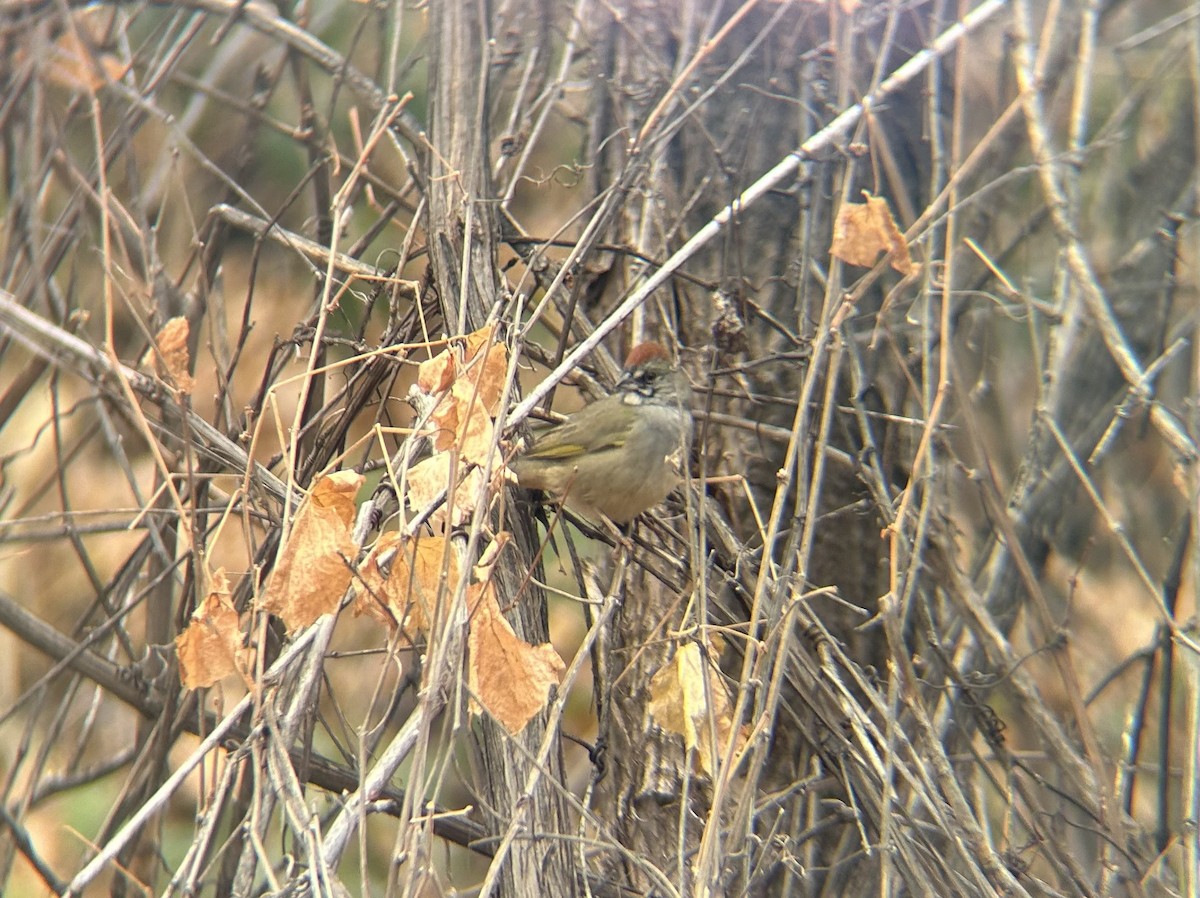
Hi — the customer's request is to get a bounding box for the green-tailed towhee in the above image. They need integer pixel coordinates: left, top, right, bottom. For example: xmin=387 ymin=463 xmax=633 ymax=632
xmin=513 ymin=342 xmax=693 ymax=524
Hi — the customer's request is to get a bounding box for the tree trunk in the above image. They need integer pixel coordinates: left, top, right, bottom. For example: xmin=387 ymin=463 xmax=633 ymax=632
xmin=425 ymin=3 xmax=579 ymax=896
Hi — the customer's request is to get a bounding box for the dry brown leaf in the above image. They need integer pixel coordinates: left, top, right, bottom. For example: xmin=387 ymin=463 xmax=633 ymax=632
xmin=142 ymin=317 xmax=195 ymax=394
xmin=428 ymin=343 xmax=507 ymax=460
xmin=428 ymin=385 xmax=497 ymax=462
xmin=353 ymin=532 xmax=458 ymax=636
xmin=417 ymin=349 xmax=457 ymax=394
xmin=472 ymin=530 xmax=511 ymax=583
xmin=447 ymin=390 xmax=496 ymax=465
xmin=417 ymin=324 xmax=497 ymax=394
xmin=418 ymin=327 xmax=508 ymax=459
xmin=407 ymin=453 xmax=483 ymax=528
xmin=407 ymin=325 xmax=509 ymax=522
xmin=831 ymin=191 xmax=917 ymax=275
xmin=648 ymin=637 xmax=748 ymax=776
xmin=461 ymin=323 xmax=497 ymax=361
xmin=407 ymin=452 xmax=454 ymax=514
xmin=176 ymin=569 xmax=246 ymax=689
xmin=37 ymin=27 xmax=130 ymax=92
xmin=426 ymin=395 xmax=461 ymax=453
xmin=259 ymin=471 xmax=364 ymax=632
xmin=461 ymin=341 xmax=508 ymax=417
xmin=449 ymin=466 xmax=485 ymax=524
xmin=467 ymin=580 xmax=564 ymax=735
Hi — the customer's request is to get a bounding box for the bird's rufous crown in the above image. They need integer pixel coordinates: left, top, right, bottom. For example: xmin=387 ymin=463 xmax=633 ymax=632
xmin=623 ymin=341 xmax=671 ymax=370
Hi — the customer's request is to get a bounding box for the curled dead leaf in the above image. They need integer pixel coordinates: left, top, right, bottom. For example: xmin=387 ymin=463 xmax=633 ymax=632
xmin=176 ymin=569 xmax=248 ymax=689
xmin=473 ymin=530 xmax=511 ymax=583
xmin=402 ymin=325 xmax=510 ymax=525
xmin=831 ymin=191 xmax=917 ymax=276
xmin=259 ymin=471 xmax=364 ymax=632
xmin=648 ymin=637 xmax=748 ymax=776
xmin=407 ymin=453 xmax=484 ymax=528
xmin=461 ymin=323 xmax=498 ymax=361
xmin=416 ymin=327 xmax=508 ymax=451
xmin=142 ymin=317 xmax=195 ymax=394
xmin=417 ymin=350 xmax=457 ymax=395
xmin=26 ymin=21 xmax=131 ymax=93
xmin=467 ymin=579 xmax=564 ymax=735
xmin=353 ymin=533 xmax=459 ymax=637
xmin=427 ymin=342 xmax=508 ymax=462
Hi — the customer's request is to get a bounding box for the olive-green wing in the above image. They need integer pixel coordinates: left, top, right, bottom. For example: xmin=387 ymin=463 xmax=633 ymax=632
xmin=522 ymin=402 xmax=626 ymax=460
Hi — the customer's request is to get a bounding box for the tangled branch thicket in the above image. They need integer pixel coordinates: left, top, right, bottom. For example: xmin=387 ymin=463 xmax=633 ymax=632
xmin=0 ymin=0 xmax=1197 ymax=895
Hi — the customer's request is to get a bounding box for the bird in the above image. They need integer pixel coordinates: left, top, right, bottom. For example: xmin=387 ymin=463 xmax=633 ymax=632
xmin=512 ymin=342 xmax=693 ymax=524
